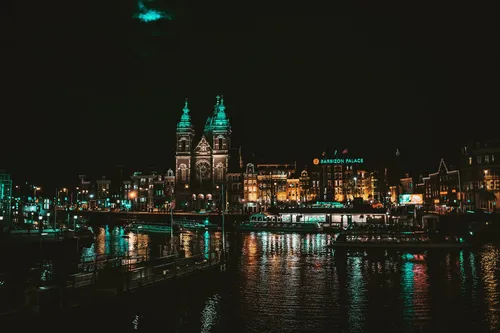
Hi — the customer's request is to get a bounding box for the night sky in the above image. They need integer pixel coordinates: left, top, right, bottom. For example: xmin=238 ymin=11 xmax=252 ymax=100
xmin=6 ymin=1 xmax=499 ymax=189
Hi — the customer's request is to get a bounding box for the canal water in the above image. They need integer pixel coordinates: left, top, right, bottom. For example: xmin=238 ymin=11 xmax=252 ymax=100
xmin=19 ymin=227 xmax=500 ymax=332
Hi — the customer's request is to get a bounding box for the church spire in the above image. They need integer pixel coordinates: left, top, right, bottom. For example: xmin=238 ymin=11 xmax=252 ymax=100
xmin=177 ymin=98 xmax=193 ymax=132
xmin=213 ymin=95 xmax=221 ymax=114
xmin=213 ymin=94 xmax=229 ymax=127
xmin=218 ymin=94 xmax=225 ymax=113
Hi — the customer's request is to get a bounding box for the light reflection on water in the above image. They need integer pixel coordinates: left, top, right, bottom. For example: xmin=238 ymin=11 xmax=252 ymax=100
xmin=80 ymin=226 xmax=220 ymax=261
xmin=481 ymin=244 xmax=500 ymax=331
xmin=75 ymin=232 xmax=499 ymax=333
xmin=232 ymin=233 xmax=499 ymax=333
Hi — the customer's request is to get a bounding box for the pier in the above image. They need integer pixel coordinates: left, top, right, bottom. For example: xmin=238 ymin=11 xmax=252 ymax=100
xmin=1 ymin=250 xmax=222 ymax=320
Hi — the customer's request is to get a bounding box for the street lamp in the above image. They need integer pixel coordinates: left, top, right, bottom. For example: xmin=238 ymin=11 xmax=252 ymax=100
xmin=129 ymin=191 xmax=137 ymax=211
xmin=33 ymin=186 xmax=41 ymax=201
xmin=168 ymin=186 xmax=174 ymax=240
xmin=353 ymin=177 xmax=357 ymax=198
xmin=219 ymin=183 xmax=227 ymax=270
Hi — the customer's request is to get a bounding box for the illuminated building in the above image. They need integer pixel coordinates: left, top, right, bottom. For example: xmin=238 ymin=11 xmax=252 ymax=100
xmin=286 ymin=178 xmax=300 ymax=203
xmin=299 ymin=169 xmax=319 ymax=202
xmin=165 ymin=169 xmax=175 ymax=189
xmin=256 ymin=163 xmax=295 ymax=209
xmin=353 ymin=169 xmax=375 ymax=201
xmin=418 ymin=159 xmax=461 ymax=214
xmin=226 ymin=173 xmax=243 ymax=213
xmin=312 ymin=150 xmax=364 ymax=202
xmin=400 ymin=174 xmax=414 ymax=194
xmin=78 ymin=175 xmax=91 ymax=209
xmin=174 ymin=96 xmax=232 ymax=211
xmin=130 ymin=171 xmax=169 ymax=211
xmin=460 ymin=140 xmax=500 ymax=212
xmin=96 ymin=176 xmax=111 ymax=209
xmin=0 ymin=170 xmax=12 ymax=225
xmin=369 ymin=171 xmax=382 ymax=202
xmin=122 ymin=180 xmax=132 ymax=210
xmin=243 ymin=163 xmax=258 ymax=213
xmin=388 ymin=174 xmax=415 ymax=204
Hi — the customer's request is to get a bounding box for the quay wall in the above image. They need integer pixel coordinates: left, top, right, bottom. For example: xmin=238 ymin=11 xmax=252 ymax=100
xmin=75 ymin=210 xmax=247 ymax=226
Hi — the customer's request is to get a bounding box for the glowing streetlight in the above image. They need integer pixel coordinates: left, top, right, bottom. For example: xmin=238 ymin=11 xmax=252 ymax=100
xmin=33 ymin=186 xmax=41 ymax=201
xmin=129 ymin=191 xmax=137 ymax=211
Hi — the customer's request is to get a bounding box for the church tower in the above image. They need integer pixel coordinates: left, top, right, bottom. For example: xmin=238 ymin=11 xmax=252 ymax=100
xmin=175 ymin=99 xmax=195 ymax=189
xmin=204 ymin=95 xmax=231 ymax=185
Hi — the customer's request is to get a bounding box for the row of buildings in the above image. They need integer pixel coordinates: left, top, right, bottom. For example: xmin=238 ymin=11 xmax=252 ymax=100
xmin=1 ymin=97 xmax=498 ymax=226
xmin=74 ymin=97 xmax=499 ymax=215
xmin=70 ymin=97 xmax=391 ymax=213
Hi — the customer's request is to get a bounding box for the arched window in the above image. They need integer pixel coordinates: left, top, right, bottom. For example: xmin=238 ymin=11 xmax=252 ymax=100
xmin=179 ymin=164 xmax=188 ymax=182
xmin=246 ymin=163 xmax=255 ymax=174
xmin=218 ymin=138 xmax=223 ymax=150
xmin=215 ymin=163 xmax=224 ymax=183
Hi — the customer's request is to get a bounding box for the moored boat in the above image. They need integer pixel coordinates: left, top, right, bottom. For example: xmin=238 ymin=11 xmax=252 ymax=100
xmin=327 ymin=229 xmax=475 ymax=249
xmin=176 ymin=218 xmax=220 ymax=231
xmin=236 ymin=213 xmax=322 ymax=233
xmin=125 ymin=221 xmax=178 ymax=234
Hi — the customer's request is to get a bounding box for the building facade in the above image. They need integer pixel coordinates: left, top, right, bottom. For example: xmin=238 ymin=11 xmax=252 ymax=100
xmin=313 ymin=151 xmax=368 ymax=202
xmin=175 ymin=96 xmax=232 ymax=211
xmin=0 ymin=171 xmax=12 ymax=223
xmin=460 ymin=140 xmax=499 ymax=212
xmin=419 ymin=159 xmax=461 ymax=214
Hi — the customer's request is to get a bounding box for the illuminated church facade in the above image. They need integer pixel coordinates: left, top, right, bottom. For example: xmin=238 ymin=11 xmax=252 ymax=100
xmin=174 ymin=95 xmax=232 ymax=210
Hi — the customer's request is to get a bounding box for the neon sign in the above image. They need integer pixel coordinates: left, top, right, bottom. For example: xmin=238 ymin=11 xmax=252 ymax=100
xmin=315 ymin=158 xmax=364 ymax=165
xmin=399 ymin=194 xmax=423 ymax=205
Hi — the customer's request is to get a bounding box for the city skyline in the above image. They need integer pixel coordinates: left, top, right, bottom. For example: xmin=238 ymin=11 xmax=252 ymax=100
xmin=2 ymin=2 xmax=499 ymax=328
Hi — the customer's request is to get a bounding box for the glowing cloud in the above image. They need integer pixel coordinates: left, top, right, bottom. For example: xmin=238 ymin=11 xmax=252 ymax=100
xmin=134 ymin=0 xmax=172 ymax=23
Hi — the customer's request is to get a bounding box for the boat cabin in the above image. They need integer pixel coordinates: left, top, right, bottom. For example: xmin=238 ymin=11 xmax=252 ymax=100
xmin=249 ymin=213 xmax=284 ymax=223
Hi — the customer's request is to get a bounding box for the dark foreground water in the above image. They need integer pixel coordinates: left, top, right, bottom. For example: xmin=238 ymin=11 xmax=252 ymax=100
xmin=21 ymin=228 xmax=500 ymax=332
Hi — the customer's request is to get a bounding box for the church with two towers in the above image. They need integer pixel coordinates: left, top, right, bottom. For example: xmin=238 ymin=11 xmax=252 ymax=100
xmin=174 ymin=95 xmax=232 ymax=210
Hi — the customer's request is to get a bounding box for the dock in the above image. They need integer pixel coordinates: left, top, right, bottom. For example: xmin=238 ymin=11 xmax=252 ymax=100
xmin=1 ymin=250 xmax=222 ymax=320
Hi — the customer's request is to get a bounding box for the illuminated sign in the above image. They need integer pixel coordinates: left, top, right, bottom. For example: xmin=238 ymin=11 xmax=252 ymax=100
xmin=314 ymin=158 xmax=364 ymax=165
xmin=399 ymin=194 xmax=423 ymax=205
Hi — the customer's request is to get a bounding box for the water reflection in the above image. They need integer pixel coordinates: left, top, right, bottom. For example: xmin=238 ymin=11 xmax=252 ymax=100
xmin=80 ymin=226 xmax=220 ymax=261
xmin=235 ymin=233 xmax=499 ymax=333
xmin=481 ymin=244 xmax=500 ymax=331
xmin=347 ymin=257 xmax=365 ymax=332
xmin=200 ymin=294 xmax=221 ymax=333
xmin=72 ymin=232 xmax=500 ymax=333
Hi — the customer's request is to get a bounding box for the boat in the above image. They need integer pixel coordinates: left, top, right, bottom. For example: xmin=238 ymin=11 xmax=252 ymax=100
xmin=237 ymin=222 xmax=322 ymax=232
xmin=236 ymin=213 xmax=322 ymax=233
xmin=327 ymin=229 xmax=475 ymax=249
xmin=176 ymin=218 xmax=220 ymax=231
xmin=125 ymin=221 xmax=179 ymax=234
